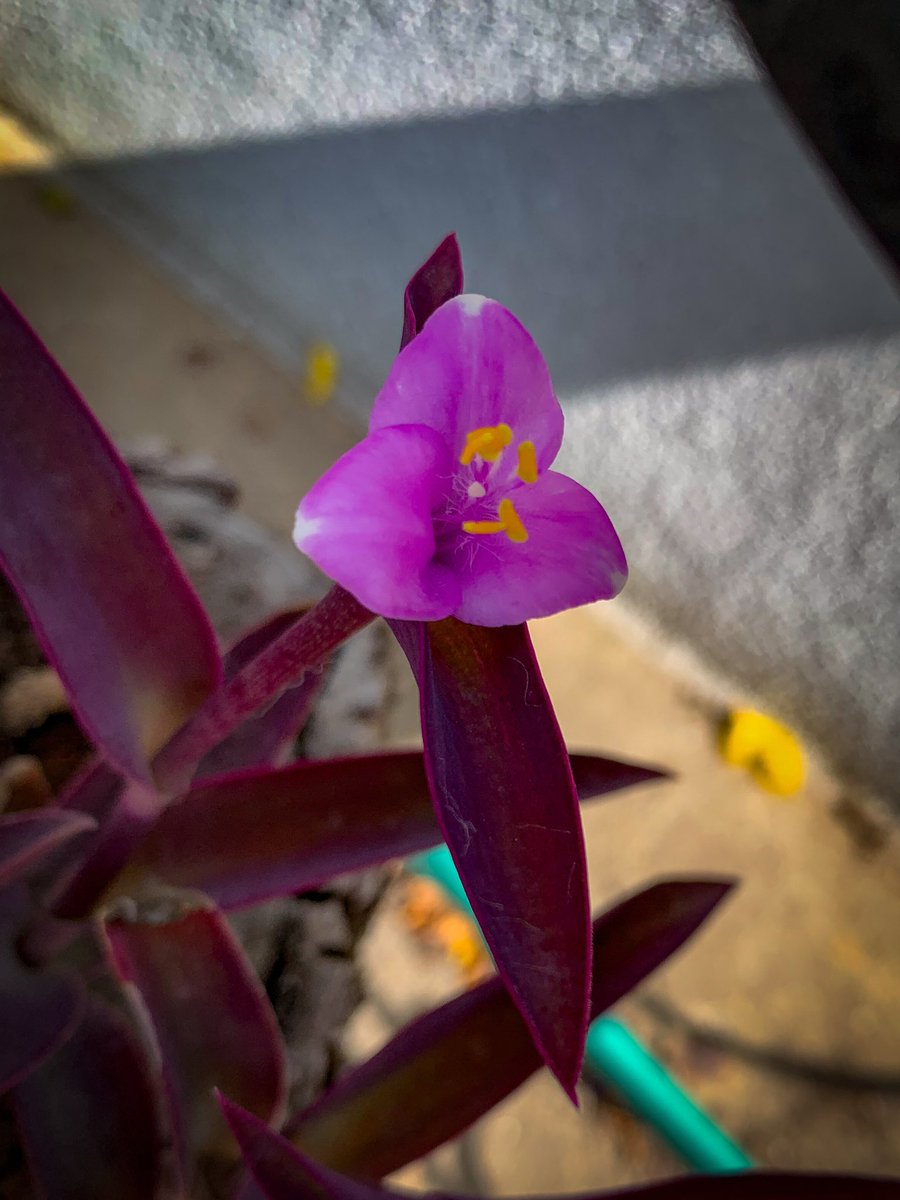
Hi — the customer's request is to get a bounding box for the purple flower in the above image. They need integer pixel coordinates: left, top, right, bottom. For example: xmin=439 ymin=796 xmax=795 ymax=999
xmin=294 ymin=296 xmax=627 ymax=625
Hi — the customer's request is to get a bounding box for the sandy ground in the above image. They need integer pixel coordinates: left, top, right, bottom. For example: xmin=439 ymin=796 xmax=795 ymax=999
xmin=2 ymin=135 xmax=900 ymax=1187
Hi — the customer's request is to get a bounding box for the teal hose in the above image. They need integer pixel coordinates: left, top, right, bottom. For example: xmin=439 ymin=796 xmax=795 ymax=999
xmin=408 ymin=845 xmax=753 ymax=1174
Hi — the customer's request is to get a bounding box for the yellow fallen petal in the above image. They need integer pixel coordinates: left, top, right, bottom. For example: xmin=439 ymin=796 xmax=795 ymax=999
xmin=720 ymin=708 xmax=805 ymax=797
xmin=303 ymin=342 xmax=339 ymax=405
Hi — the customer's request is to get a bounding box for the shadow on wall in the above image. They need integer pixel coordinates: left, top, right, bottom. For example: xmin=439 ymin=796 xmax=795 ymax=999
xmin=58 ymin=78 xmax=900 ymax=404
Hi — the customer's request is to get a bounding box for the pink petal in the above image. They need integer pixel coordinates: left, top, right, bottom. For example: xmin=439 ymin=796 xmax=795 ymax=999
xmin=370 ymin=296 xmax=563 ymax=470
xmin=294 ymin=426 xmax=460 ymax=621
xmin=451 ymin=471 xmax=628 ymax=626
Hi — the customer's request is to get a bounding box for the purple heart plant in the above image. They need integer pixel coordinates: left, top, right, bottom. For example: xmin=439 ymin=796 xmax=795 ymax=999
xmin=0 ymin=236 xmax=890 ymax=1198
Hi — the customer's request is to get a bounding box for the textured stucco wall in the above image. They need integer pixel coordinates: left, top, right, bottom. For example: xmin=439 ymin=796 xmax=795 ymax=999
xmin=0 ymin=1 xmax=750 ymax=153
xmin=1 ymin=2 xmax=898 ymax=803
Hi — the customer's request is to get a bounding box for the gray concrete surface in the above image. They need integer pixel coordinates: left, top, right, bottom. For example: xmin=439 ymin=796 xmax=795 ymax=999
xmin=1 ymin=4 xmax=898 ymax=806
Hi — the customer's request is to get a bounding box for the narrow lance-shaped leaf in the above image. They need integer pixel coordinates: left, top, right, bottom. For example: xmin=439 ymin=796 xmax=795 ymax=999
xmin=0 ymin=885 xmax=86 ymax=1093
xmin=49 ymin=776 xmax=161 ymax=920
xmin=106 ymin=906 xmax=287 ymax=1182
xmin=401 ymin=233 xmax=464 ymax=349
xmin=0 ymin=288 xmax=221 ymax=783
xmin=126 ymin=750 xmax=665 ymax=912
xmin=392 ymin=617 xmax=591 ymax=1099
xmin=224 ymin=1097 xmax=900 ymax=1200
xmin=21 ymin=760 xmax=126 ymax=917
xmin=280 ymin=879 xmax=733 ymax=1181
xmin=0 ymin=809 xmax=95 ymax=890
xmin=13 ymin=995 xmax=164 ymax=1200
xmin=195 ymin=607 xmax=326 ymax=779
xmin=153 ymin=585 xmax=374 ymax=792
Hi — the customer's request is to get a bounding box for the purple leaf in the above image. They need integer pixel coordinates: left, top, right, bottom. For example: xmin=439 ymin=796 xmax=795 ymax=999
xmin=48 ymin=777 xmax=159 ymax=920
xmin=127 ymin=750 xmax=661 ymax=912
xmin=13 ymin=994 xmax=164 ymax=1200
xmin=44 ymin=756 xmax=126 ymax=887
xmin=153 ymin=585 xmax=374 ymax=792
xmin=0 ymin=289 xmax=222 ymax=783
xmin=0 ymin=810 xmax=95 ymax=889
xmin=401 ymin=233 xmax=464 ymax=350
xmin=0 ymin=886 xmax=85 ymax=1093
xmin=284 ymin=879 xmax=732 ymax=1180
xmin=196 ymin=608 xmax=326 ymax=779
xmin=224 ymin=1098 xmax=900 ymax=1200
xmin=224 ymin=1097 xmax=368 ymax=1200
xmin=106 ymin=905 xmax=286 ymax=1181
xmin=393 ymin=617 xmax=591 ymax=1099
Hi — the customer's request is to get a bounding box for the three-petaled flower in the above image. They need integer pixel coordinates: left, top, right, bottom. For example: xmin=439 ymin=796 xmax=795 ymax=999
xmin=294 ymin=295 xmax=627 ymax=625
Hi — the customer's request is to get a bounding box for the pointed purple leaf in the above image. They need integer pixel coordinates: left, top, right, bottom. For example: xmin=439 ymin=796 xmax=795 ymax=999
xmin=21 ymin=760 xmax=126 ymax=917
xmin=128 ymin=750 xmax=663 ymax=912
xmin=153 ymin=585 xmax=374 ymax=792
xmin=13 ymin=994 xmax=164 ymax=1200
xmin=0 ymin=289 xmax=222 ymax=783
xmin=223 ymin=1097 xmax=364 ymax=1200
xmin=106 ymin=906 xmax=286 ymax=1181
xmin=49 ymin=777 xmax=162 ymax=920
xmin=283 ymin=879 xmax=732 ymax=1179
xmin=391 ymin=616 xmax=591 ymax=1098
xmin=196 ymin=608 xmax=325 ymax=779
xmin=0 ymin=886 xmax=85 ymax=1092
xmin=400 ymin=233 xmax=464 ymax=350
xmin=0 ymin=810 xmax=95 ymax=889
xmin=224 ymin=1099 xmax=900 ymax=1200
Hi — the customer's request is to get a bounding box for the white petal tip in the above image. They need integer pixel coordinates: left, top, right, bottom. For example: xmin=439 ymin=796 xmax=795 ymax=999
xmin=456 ymin=293 xmax=489 ymax=316
xmin=293 ymin=508 xmax=322 ymax=548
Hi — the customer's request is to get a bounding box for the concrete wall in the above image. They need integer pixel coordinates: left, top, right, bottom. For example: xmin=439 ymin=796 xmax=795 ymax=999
xmin=1 ymin=2 xmax=899 ymax=803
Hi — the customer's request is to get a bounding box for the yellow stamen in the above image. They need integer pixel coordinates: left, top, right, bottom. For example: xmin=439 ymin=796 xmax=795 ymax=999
xmin=516 ymin=440 xmax=538 ymax=483
xmin=462 ymin=518 xmax=506 ymax=535
xmin=462 ymin=498 xmax=529 ymax=543
xmin=459 ymin=423 xmax=513 ymax=465
xmin=498 ymin=497 xmax=528 ymax=542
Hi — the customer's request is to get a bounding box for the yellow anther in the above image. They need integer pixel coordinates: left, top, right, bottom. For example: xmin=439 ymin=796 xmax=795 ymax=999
xmin=462 ymin=497 xmax=528 ymax=543
xmin=516 ymin=440 xmax=538 ymax=483
xmin=462 ymin=518 xmax=506 ymax=535
xmin=459 ymin=423 xmax=513 ymax=465
xmin=498 ymin=497 xmax=528 ymax=542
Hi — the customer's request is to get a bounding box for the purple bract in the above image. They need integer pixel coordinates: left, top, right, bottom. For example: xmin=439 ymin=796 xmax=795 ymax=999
xmin=293 ymin=296 xmax=627 ymax=625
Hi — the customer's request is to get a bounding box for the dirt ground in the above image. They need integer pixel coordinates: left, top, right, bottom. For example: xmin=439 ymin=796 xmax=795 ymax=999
xmin=2 ymin=132 xmax=900 ymax=1189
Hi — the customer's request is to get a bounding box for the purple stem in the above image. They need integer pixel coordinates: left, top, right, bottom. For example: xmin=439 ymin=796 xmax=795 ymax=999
xmin=152 ymin=585 xmax=375 ymax=793
xmin=50 ymin=588 xmax=375 ymax=920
